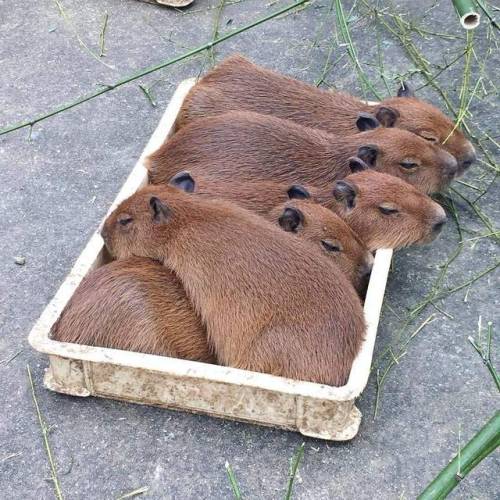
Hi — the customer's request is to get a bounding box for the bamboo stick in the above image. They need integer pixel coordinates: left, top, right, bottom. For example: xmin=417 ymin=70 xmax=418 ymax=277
xmin=452 ymin=0 xmax=481 ymax=30
xmin=418 ymin=411 xmax=500 ymax=499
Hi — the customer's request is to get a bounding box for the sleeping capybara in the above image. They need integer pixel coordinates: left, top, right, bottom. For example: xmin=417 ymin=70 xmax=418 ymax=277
xmin=149 ymin=111 xmax=458 ymax=193
xmin=323 ymin=171 xmax=447 ymax=251
xmin=101 ymin=184 xmax=365 ymax=387
xmin=268 ymin=197 xmax=373 ymax=295
xmin=168 ymin=170 xmax=373 ymax=295
xmin=175 ymin=54 xmax=475 ymax=174
xmin=51 ymin=257 xmax=215 ymax=362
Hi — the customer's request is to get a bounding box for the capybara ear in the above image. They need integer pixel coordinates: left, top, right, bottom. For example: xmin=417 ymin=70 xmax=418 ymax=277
xmin=169 ymin=171 xmax=195 ymax=193
xmin=357 ymin=145 xmax=379 ymax=167
xmin=333 ymin=181 xmax=358 ymax=210
xmin=397 ymin=81 xmax=415 ymax=98
xmin=348 ymin=156 xmax=370 ymax=173
xmin=287 ymin=184 xmax=311 ymax=200
xmin=278 ymin=207 xmax=304 ymax=233
xmin=149 ymin=196 xmax=170 ymax=223
xmin=356 ymin=112 xmax=380 ymax=131
xmin=375 ymin=106 xmax=400 ymax=127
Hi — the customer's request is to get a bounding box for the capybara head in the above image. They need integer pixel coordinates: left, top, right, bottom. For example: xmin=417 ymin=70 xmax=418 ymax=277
xmin=268 ymin=187 xmax=373 ymax=295
xmin=101 ymin=185 xmax=189 ymax=261
xmin=352 ymin=126 xmax=459 ymax=193
xmin=372 ymin=82 xmax=476 ymax=174
xmin=324 ymin=171 xmax=447 ymax=251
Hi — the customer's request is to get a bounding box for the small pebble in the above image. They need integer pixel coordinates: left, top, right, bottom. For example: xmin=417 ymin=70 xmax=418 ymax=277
xmin=14 ymin=256 xmax=26 ymax=266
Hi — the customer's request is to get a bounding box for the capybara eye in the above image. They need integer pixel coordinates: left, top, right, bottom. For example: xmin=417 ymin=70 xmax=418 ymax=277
xmin=399 ymin=161 xmax=419 ymax=170
xmin=378 ymin=205 xmax=399 ymax=216
xmin=118 ymin=216 xmax=133 ymax=226
xmin=321 ymin=239 xmax=342 ymax=252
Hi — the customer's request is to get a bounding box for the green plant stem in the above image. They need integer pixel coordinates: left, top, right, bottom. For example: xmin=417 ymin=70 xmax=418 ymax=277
xmin=0 ymin=0 xmax=308 ymax=137
xmin=225 ymin=462 xmax=242 ymax=500
xmin=334 ymin=0 xmax=382 ymax=100
xmin=476 ymin=0 xmax=500 ymax=29
xmin=53 ymin=0 xmax=113 ymax=69
xmin=418 ymin=411 xmax=500 ymax=500
xmin=99 ymin=12 xmax=109 ymax=57
xmin=209 ymin=0 xmax=226 ymax=65
xmin=27 ymin=365 xmax=64 ymax=500
xmin=284 ymin=443 xmax=305 ymax=500
xmin=116 ymin=486 xmax=149 ymax=499
xmin=468 ymin=322 xmax=500 ymax=392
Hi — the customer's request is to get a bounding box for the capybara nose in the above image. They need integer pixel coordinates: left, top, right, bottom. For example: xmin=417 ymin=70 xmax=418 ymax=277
xmin=361 ymin=260 xmax=373 ymax=280
xmin=357 ymin=259 xmax=374 ymax=298
xmin=443 ymin=156 xmax=459 ymax=179
xmin=432 ymin=216 xmax=447 ymax=234
xmin=459 ymin=150 xmax=477 ymax=172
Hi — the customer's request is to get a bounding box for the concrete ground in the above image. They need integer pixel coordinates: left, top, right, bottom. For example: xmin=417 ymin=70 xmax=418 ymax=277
xmin=1 ymin=0 xmax=498 ymax=498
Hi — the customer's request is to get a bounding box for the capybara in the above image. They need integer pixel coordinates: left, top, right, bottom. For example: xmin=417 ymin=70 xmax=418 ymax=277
xmin=168 ymin=170 xmax=373 ymax=294
xmin=267 ymin=196 xmax=373 ymax=295
xmin=101 ymin=184 xmax=366 ymax=386
xmin=149 ymin=111 xmax=458 ymax=193
xmin=323 ymin=171 xmax=447 ymax=251
xmin=51 ymin=257 xmax=215 ymax=363
xmin=176 ymin=54 xmax=476 ymax=173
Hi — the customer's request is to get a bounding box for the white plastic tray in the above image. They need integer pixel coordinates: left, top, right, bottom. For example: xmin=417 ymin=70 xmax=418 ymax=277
xmin=29 ymin=79 xmax=393 ymax=441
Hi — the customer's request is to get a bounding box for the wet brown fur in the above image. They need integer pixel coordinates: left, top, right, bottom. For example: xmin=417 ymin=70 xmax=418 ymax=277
xmin=176 ymin=55 xmax=475 ymax=172
xmin=149 ymin=111 xmax=458 ymax=194
xmin=101 ymin=186 xmax=366 ymax=387
xmin=51 ymin=257 xmax=215 ymax=362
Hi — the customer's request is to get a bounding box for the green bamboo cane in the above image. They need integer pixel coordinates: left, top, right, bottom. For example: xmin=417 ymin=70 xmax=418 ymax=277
xmin=0 ymin=0 xmax=308 ymax=137
xmin=418 ymin=411 xmax=500 ymax=500
xmin=451 ymin=0 xmax=481 ymax=29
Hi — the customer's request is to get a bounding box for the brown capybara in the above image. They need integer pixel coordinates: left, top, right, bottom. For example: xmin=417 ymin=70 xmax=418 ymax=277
xmin=176 ymin=54 xmax=476 ymax=174
xmin=167 ymin=167 xmax=446 ymax=252
xmin=148 ymin=111 xmax=458 ymax=194
xmin=169 ymin=170 xmax=373 ymax=295
xmin=168 ymin=170 xmax=373 ymax=295
xmin=51 ymin=257 xmax=215 ymax=363
xmin=101 ymin=184 xmax=366 ymax=387
xmin=268 ymin=198 xmax=373 ymax=296
xmin=323 ymin=171 xmax=447 ymax=251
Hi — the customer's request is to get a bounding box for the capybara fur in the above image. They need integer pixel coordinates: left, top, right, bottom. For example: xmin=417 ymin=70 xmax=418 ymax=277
xmin=149 ymin=111 xmax=458 ymax=194
xmin=51 ymin=257 xmax=215 ymax=363
xmin=101 ymin=185 xmax=365 ymax=386
xmin=176 ymin=55 xmax=476 ymax=173
xmin=168 ymin=170 xmax=373 ymax=294
xmin=267 ymin=197 xmax=373 ymax=295
xmin=324 ymin=171 xmax=447 ymax=251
